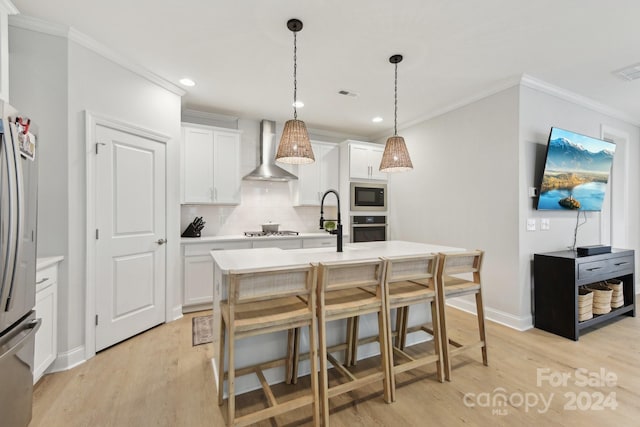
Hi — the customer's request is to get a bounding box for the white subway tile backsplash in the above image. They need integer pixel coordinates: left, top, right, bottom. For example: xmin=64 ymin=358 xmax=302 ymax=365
xmin=180 ymin=181 xmax=338 ymax=236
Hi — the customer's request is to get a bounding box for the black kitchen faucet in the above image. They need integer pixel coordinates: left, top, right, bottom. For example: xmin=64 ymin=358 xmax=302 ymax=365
xmin=319 ymin=189 xmax=343 ymax=252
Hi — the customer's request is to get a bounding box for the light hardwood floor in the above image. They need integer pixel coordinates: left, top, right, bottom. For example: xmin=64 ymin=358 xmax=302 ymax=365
xmin=30 ymin=301 xmax=640 ymax=426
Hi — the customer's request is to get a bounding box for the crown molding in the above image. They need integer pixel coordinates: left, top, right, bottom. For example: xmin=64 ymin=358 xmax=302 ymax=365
xmin=9 ymin=15 xmax=185 ymax=97
xmin=368 ymin=75 xmax=522 ymax=140
xmin=520 ymin=74 xmax=640 ymax=127
xmin=0 ymin=0 xmax=18 ymax=15
xmin=182 ymin=108 xmax=238 ymax=123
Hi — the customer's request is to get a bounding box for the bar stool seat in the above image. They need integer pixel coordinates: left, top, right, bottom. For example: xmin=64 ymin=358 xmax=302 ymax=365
xmin=217 ymin=264 xmax=320 ymax=427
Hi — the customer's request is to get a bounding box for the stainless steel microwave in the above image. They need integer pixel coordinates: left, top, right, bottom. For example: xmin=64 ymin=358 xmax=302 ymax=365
xmin=350 ymin=182 xmax=387 ymax=211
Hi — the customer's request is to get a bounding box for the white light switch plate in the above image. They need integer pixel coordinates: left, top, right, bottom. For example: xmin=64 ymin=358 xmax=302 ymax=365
xmin=540 ymin=218 xmax=550 ymax=231
xmin=527 ymin=218 xmax=536 ymax=231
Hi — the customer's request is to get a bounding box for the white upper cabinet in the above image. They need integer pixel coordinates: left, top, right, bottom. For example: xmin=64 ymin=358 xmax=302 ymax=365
xmin=344 ymin=140 xmax=387 ymax=181
xmin=292 ymin=141 xmax=339 ymax=206
xmin=0 ymin=1 xmax=18 ymax=103
xmin=181 ymin=124 xmax=241 ymax=205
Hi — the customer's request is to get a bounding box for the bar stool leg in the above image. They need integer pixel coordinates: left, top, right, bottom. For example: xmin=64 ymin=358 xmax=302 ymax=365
xmin=437 ymin=288 xmax=452 ymax=381
xmin=227 ymin=326 xmax=236 ymax=426
xmin=309 ymin=321 xmax=321 ymax=426
xmin=475 ymin=291 xmax=488 ymax=366
xmin=377 ymin=308 xmax=394 ymax=403
xmin=430 ymin=299 xmax=444 ymax=383
xmin=317 ymin=306 xmax=330 ymax=425
xmin=217 ymin=318 xmax=226 ymax=406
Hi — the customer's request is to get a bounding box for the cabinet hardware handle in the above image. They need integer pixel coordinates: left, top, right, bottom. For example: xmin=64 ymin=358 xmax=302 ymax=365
xmin=586 ymin=267 xmax=602 ymax=271
xmin=156 ymin=238 xmax=167 ymax=245
xmin=36 ymin=277 xmax=49 ymax=285
xmin=614 ymin=262 xmax=628 ymax=266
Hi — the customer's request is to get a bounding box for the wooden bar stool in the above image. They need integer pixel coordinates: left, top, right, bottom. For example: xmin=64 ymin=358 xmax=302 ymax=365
xmin=382 ymin=254 xmax=444 ymax=401
xmin=436 ymin=250 xmax=487 ymax=381
xmin=217 ymin=264 xmax=320 ymax=427
xmin=316 ymin=259 xmax=392 ymax=425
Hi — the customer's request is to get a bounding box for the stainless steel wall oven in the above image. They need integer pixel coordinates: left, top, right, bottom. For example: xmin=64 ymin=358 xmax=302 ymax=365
xmin=351 ymin=215 xmax=387 ymax=243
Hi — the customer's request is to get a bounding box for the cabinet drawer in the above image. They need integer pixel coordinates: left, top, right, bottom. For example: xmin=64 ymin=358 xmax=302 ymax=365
xmin=183 ymin=241 xmax=251 ymax=257
xmin=608 ymin=256 xmax=634 ymax=275
xmin=36 ymin=265 xmax=57 ymax=292
xmin=577 ymin=260 xmax=609 ymax=280
xmin=303 ymin=237 xmax=334 ymax=248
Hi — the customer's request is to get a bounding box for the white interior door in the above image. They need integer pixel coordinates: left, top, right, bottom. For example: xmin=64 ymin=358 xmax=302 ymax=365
xmin=94 ymin=124 xmax=166 ymax=351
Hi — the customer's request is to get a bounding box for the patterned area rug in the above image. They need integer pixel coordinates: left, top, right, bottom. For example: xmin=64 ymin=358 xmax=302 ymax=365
xmin=192 ymin=314 xmax=214 ymax=346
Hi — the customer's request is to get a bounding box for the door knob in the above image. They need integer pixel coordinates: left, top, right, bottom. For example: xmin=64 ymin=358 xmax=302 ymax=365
xmin=156 ymin=238 xmax=167 ymax=245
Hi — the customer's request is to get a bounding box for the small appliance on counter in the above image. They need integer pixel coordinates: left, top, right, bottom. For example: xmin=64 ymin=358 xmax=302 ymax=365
xmin=182 ymin=217 xmax=206 ymax=237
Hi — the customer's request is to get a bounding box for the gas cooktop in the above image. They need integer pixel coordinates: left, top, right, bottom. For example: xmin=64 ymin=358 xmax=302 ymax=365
xmin=243 ymin=231 xmax=300 ymax=237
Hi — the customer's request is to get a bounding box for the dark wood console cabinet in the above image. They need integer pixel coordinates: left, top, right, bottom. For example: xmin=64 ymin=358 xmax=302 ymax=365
xmin=534 ymin=249 xmax=635 ymax=341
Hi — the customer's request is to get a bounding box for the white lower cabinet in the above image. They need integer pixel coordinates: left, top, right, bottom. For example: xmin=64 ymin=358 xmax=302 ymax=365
xmin=34 ymin=259 xmax=62 ymax=384
xmin=182 ymin=241 xmax=251 ymax=312
xmin=182 ymin=235 xmax=339 ymax=312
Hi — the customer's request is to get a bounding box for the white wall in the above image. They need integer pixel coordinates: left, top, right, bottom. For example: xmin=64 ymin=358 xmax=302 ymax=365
xmin=383 ymin=86 xmax=523 ymax=327
xmin=519 ymin=84 xmax=640 ymax=318
xmin=9 ymin=24 xmax=182 ymax=363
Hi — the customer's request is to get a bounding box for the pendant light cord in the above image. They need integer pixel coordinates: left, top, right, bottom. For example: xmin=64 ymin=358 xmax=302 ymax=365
xmin=293 ymin=31 xmax=298 ymax=120
xmin=394 ymin=62 xmax=398 ymax=136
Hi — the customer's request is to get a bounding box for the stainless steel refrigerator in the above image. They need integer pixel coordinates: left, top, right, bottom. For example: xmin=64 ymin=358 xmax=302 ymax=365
xmin=0 ymin=105 xmax=41 ymax=427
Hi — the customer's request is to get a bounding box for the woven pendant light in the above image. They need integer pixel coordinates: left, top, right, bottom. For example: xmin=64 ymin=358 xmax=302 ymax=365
xmin=276 ymin=19 xmax=315 ymax=165
xmin=380 ymin=54 xmax=413 ymax=172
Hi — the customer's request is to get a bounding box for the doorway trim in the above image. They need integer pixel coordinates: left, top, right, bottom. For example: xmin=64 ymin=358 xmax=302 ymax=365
xmin=85 ymin=111 xmax=172 ymax=360
xmin=600 ymin=125 xmax=629 ymax=247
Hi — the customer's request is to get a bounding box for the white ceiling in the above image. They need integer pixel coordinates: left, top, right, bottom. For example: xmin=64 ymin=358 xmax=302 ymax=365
xmin=11 ymin=0 xmax=640 ymax=137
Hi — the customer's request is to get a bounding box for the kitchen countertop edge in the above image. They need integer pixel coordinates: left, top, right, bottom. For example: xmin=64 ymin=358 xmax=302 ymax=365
xmin=37 ymin=256 xmax=65 ymax=270
xmin=181 ymin=232 xmax=345 ymax=244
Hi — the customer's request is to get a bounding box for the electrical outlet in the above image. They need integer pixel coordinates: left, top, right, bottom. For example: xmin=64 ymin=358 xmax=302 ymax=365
xmin=528 ymin=187 xmax=539 ymax=197
xmin=527 ymin=218 xmax=536 ymax=231
xmin=540 ymin=218 xmax=550 ymax=231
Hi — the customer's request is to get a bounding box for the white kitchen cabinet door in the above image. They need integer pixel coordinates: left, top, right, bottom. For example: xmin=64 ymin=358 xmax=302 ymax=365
xmin=212 ymin=130 xmax=241 ymax=204
xmin=183 ymin=255 xmax=214 ymax=309
xmin=181 ymin=124 xmax=241 ymax=205
xmin=293 ymin=142 xmax=339 ymax=206
xmin=34 ymin=264 xmax=59 ymax=383
xmin=347 ymin=142 xmax=387 ymax=181
xmin=182 ymin=126 xmax=215 ymax=203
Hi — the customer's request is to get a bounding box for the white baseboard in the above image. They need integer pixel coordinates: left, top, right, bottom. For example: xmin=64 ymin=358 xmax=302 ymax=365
xmin=171 ymin=305 xmax=184 ymax=321
xmin=446 ymin=300 xmax=533 ymax=331
xmin=49 ymin=345 xmax=86 ymax=373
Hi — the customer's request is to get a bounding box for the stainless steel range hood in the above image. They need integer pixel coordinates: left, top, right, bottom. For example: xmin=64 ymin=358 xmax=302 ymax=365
xmin=243 ymin=120 xmax=298 ymax=181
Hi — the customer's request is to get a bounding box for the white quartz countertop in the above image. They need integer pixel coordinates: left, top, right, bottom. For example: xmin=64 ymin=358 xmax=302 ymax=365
xmin=181 ymin=232 xmax=341 ymax=245
xmin=210 ymin=240 xmax=464 ymax=274
xmin=36 ymin=256 xmax=64 ymax=270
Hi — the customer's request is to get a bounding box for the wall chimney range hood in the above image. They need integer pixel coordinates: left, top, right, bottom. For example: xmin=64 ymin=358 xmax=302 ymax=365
xmin=243 ymin=120 xmax=298 ymax=181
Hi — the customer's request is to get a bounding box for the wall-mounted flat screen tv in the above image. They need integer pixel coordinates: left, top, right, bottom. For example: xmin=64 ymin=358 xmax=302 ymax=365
xmin=537 ymin=127 xmax=616 ymax=211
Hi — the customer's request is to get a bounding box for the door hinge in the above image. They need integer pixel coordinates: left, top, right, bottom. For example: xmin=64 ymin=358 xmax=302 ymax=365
xmin=96 ymin=229 xmax=99 ymax=240
xmin=95 ymin=142 xmax=106 ymax=154
xmin=95 ymin=314 xmax=99 ymax=326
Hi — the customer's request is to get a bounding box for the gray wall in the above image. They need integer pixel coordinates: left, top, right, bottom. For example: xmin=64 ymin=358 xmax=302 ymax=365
xmin=384 ymin=86 xmax=522 ymax=326
xmin=384 ymin=81 xmax=640 ymax=329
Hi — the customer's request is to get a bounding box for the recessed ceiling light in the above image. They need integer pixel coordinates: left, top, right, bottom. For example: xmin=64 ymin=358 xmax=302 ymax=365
xmin=179 ymin=78 xmax=196 ymax=87
xmin=372 ymin=117 xmax=383 ymax=123
xmin=293 ymin=100 xmax=304 ymax=108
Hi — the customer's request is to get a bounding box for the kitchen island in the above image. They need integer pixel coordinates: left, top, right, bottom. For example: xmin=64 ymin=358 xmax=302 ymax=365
xmin=210 ymin=240 xmax=464 ymax=396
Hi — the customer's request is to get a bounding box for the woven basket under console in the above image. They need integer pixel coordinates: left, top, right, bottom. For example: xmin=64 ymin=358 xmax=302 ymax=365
xmin=578 ymin=287 xmax=593 ymax=322
xmin=586 ymin=282 xmax=613 ymax=315
xmin=605 ymin=279 xmax=624 ymax=309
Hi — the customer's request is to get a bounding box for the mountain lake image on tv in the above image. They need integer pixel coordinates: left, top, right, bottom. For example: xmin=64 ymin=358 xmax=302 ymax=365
xmin=537 ymin=127 xmax=616 ymax=211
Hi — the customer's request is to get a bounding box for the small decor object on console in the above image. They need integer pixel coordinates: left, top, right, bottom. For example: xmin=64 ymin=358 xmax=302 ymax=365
xmin=182 ymin=217 xmax=205 ymax=237
xmin=577 ymin=245 xmax=612 ymax=256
